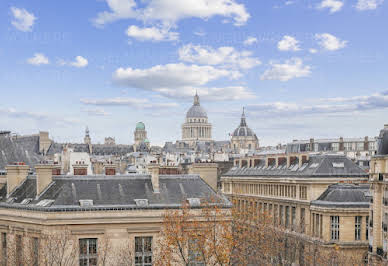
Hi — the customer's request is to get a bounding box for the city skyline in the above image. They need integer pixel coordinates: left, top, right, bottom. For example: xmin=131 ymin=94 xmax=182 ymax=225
xmin=1 ymin=0 xmax=387 ymax=146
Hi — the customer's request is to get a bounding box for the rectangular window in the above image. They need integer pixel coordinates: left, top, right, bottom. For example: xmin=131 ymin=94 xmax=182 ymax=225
xmin=135 ymin=237 xmax=152 ymax=266
xmin=16 ymin=235 xmax=22 ymax=266
xmin=355 ymin=216 xmax=362 ymax=240
xmin=300 ymin=186 xmax=307 ymax=200
xmin=188 ymin=238 xmax=204 ymax=266
xmin=291 ymin=207 xmax=296 ymax=230
xmin=79 ymin=238 xmax=97 ymax=266
xmin=285 ymin=206 xmax=290 ymax=228
xmin=356 ymin=142 xmax=364 ymax=151
xmin=366 ymin=216 xmax=369 ymax=240
xmin=1 ymin=233 xmax=6 ymax=266
xmin=279 ymin=206 xmax=283 ymax=226
xmin=33 ymin=237 xmax=39 ymax=266
xmin=332 ymin=142 xmax=339 ymax=151
xmin=330 ymin=216 xmax=340 ymax=240
xmin=300 ymin=208 xmax=305 ymax=233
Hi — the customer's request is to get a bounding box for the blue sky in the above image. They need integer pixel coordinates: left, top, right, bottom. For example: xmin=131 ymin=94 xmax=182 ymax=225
xmin=0 ymin=0 xmax=387 ymax=146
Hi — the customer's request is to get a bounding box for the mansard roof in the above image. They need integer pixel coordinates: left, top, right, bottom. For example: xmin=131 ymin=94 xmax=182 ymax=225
xmin=311 ymin=183 xmax=370 ymax=208
xmin=0 ymin=174 xmax=230 ymax=212
xmin=223 ymin=154 xmax=368 ymax=178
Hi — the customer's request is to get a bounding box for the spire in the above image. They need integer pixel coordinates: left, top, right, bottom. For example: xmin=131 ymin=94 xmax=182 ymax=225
xmin=193 ymin=91 xmax=200 ymax=106
xmin=240 ymin=107 xmax=247 ymax=127
xmin=85 ymin=126 xmax=90 ymax=137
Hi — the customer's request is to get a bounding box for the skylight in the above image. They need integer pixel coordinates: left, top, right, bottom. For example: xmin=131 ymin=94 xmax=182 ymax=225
xmin=36 ymin=199 xmax=55 ymax=207
xmin=79 ymin=199 xmax=94 ymax=207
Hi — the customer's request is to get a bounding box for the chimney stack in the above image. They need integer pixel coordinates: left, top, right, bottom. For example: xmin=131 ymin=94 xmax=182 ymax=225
xmin=35 ymin=164 xmax=53 ymax=196
xmin=104 ymin=162 xmax=117 ymax=176
xmin=148 ymin=164 xmax=160 ymax=193
xmin=5 ymin=163 xmax=29 ymax=197
xmin=72 ymin=161 xmax=88 ymax=175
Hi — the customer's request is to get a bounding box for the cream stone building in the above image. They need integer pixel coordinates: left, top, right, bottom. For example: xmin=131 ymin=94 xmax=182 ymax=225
xmin=0 ymin=163 xmax=230 ymax=265
xmin=230 ymin=109 xmax=259 ymax=153
xmin=182 ymin=93 xmax=212 ymax=145
xmin=221 ymin=153 xmax=369 ymax=264
xmin=368 ymin=124 xmax=388 ymax=263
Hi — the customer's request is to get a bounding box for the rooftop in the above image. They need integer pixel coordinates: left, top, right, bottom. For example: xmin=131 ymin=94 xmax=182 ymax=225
xmin=224 ymin=154 xmax=368 ymax=178
xmin=0 ymin=174 xmax=230 ymax=212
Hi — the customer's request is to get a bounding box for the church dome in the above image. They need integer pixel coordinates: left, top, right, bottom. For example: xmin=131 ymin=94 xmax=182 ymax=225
xmin=136 ymin=122 xmax=145 ymax=130
xmin=186 ymin=93 xmax=207 ymax=118
xmin=232 ymin=109 xmax=256 ymax=137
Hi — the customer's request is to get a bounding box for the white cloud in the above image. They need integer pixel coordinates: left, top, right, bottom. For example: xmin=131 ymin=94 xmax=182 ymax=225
xmin=82 ymin=108 xmax=111 ymax=116
xmin=247 ymin=90 xmax=388 ymax=117
xmin=194 ymin=29 xmax=207 ymax=37
xmin=27 ymin=53 xmax=49 ymax=65
xmin=59 ymin=56 xmax=88 ymax=68
xmin=260 ymin=58 xmax=311 ymax=82
xmin=243 ymin=36 xmax=258 ymax=46
xmin=178 ymin=44 xmax=261 ymax=69
xmin=155 ymin=86 xmax=255 ymax=101
xmin=317 ymin=0 xmax=344 ymax=13
xmin=94 ymin=0 xmax=250 ymax=26
xmin=356 ymin=0 xmax=384 ymax=10
xmin=277 ymin=35 xmax=301 ymax=51
xmin=309 ymin=48 xmax=318 ymax=54
xmin=315 ymin=33 xmax=347 ymax=51
xmin=81 ymin=97 xmax=178 ymax=109
xmin=126 ymin=25 xmax=178 ymax=41
xmin=10 ymin=7 xmax=36 ymax=32
xmin=71 ymin=56 xmax=88 ymax=68
xmin=113 ymin=63 xmax=240 ymax=90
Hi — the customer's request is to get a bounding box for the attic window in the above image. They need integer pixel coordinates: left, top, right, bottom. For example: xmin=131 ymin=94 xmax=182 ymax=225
xmin=134 ymin=199 xmax=149 ymax=207
xmin=36 ymin=199 xmax=55 ymax=207
xmin=79 ymin=200 xmax=94 ymax=207
xmin=187 ymin=198 xmax=201 ymax=207
xmin=332 ymin=162 xmax=345 ymax=168
xmin=309 ymin=163 xmax=319 ymax=168
xmin=6 ymin=197 xmax=15 ymax=203
xmin=20 ymin=198 xmax=33 ymax=205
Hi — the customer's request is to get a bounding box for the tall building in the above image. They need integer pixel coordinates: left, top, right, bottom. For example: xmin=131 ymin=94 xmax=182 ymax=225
xmin=84 ymin=126 xmax=91 ymax=145
xmin=182 ymin=93 xmax=212 ymax=145
xmin=0 ymin=163 xmax=230 ymax=265
xmin=134 ymin=122 xmax=150 ymax=152
xmin=222 ymin=153 xmax=369 ymax=264
xmin=230 ymin=108 xmax=259 ymax=152
xmin=368 ymin=124 xmax=388 ymax=263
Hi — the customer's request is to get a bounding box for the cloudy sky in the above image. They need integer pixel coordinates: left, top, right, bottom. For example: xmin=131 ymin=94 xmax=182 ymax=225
xmin=0 ymin=0 xmax=387 ymax=146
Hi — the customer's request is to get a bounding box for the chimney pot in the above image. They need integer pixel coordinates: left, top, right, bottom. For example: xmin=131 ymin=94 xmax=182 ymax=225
xmin=35 ymin=164 xmax=54 ymax=196
xmin=148 ymin=164 xmax=160 ymax=193
xmin=5 ymin=163 xmax=30 ymax=197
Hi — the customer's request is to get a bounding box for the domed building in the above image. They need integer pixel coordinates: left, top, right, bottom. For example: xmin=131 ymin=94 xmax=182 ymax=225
xmin=134 ymin=122 xmax=150 ymax=151
xmin=182 ymin=93 xmax=212 ymax=145
xmin=231 ymin=109 xmax=259 ymax=152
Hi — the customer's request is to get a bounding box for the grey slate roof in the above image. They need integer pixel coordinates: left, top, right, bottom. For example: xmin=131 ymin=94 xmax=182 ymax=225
xmin=311 ymin=183 xmax=370 ymax=208
xmin=0 ymin=135 xmax=43 ymax=170
xmin=0 ymin=174 xmax=230 ymax=211
xmin=223 ymin=154 xmax=368 ymax=178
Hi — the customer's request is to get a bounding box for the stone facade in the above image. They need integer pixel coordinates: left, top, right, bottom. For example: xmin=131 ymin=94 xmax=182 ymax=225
xmin=221 ymin=153 xmax=369 ymax=264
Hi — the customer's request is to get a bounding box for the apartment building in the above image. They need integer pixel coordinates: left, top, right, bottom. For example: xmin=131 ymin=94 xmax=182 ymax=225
xmin=221 ymin=153 xmax=369 ymax=263
xmin=0 ymin=163 xmax=230 ymax=265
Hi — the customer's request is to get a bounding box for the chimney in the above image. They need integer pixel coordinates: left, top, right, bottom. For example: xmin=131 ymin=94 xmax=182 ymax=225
xmin=35 ymin=164 xmax=53 ymax=196
xmin=104 ymin=163 xmax=117 ymax=176
xmin=73 ymin=161 xmax=88 ymax=175
xmin=309 ymin=138 xmax=314 ymax=151
xmin=148 ymin=164 xmax=160 ymax=193
xmin=5 ymin=163 xmax=29 ymax=197
xmin=52 ymin=163 xmax=61 ymax=175
xmin=339 ymin=137 xmax=344 ymax=151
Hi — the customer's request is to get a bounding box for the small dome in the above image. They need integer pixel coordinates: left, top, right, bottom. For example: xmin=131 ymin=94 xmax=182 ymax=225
xmin=186 ymin=93 xmax=207 ymax=118
xmin=136 ymin=122 xmax=145 ymax=130
xmin=233 ymin=127 xmax=254 ymax=137
xmin=144 ymin=139 xmax=150 ymax=143
xmin=186 ymin=105 xmax=207 ymax=118
xmin=232 ymin=108 xmax=256 ymax=137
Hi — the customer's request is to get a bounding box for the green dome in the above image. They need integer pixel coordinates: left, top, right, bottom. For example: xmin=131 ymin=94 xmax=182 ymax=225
xmin=144 ymin=139 xmax=150 ymax=143
xmin=136 ymin=122 xmax=145 ymax=130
